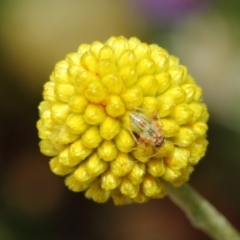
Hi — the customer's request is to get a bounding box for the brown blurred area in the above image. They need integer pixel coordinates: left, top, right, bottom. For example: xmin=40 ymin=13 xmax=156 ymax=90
xmin=0 ymin=0 xmax=240 ymax=239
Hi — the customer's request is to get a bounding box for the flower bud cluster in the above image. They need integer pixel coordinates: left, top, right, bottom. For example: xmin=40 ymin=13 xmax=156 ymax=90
xmin=37 ymin=36 xmax=209 ymax=205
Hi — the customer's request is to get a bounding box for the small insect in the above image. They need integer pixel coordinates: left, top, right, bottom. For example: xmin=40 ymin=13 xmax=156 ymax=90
xmin=129 ymin=111 xmax=164 ymax=147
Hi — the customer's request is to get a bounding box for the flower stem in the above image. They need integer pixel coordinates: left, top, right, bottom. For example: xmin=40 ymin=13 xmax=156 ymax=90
xmin=167 ymin=183 xmax=240 ymax=240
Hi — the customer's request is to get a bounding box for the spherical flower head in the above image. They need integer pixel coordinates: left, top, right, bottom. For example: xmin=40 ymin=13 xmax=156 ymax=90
xmin=37 ymin=36 xmax=209 ymax=205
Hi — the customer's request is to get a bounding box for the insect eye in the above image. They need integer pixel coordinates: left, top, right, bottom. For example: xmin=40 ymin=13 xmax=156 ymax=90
xmin=155 ymin=139 xmax=164 ymax=147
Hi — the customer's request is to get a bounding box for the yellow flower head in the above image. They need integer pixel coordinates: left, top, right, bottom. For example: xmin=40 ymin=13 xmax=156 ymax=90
xmin=37 ymin=36 xmax=209 ymax=205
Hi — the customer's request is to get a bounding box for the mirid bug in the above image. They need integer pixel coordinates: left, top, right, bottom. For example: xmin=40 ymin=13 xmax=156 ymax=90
xmin=129 ymin=112 xmax=164 ymax=147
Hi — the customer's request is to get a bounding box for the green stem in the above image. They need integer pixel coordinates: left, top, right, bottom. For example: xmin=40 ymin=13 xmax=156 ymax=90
xmin=167 ymin=183 xmax=240 ymax=240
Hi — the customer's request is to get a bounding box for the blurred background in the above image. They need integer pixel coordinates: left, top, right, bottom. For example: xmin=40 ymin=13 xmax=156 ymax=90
xmin=0 ymin=0 xmax=240 ymax=239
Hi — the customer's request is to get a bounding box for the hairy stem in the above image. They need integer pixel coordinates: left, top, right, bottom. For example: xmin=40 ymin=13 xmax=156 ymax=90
xmin=167 ymin=183 xmax=240 ymax=240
